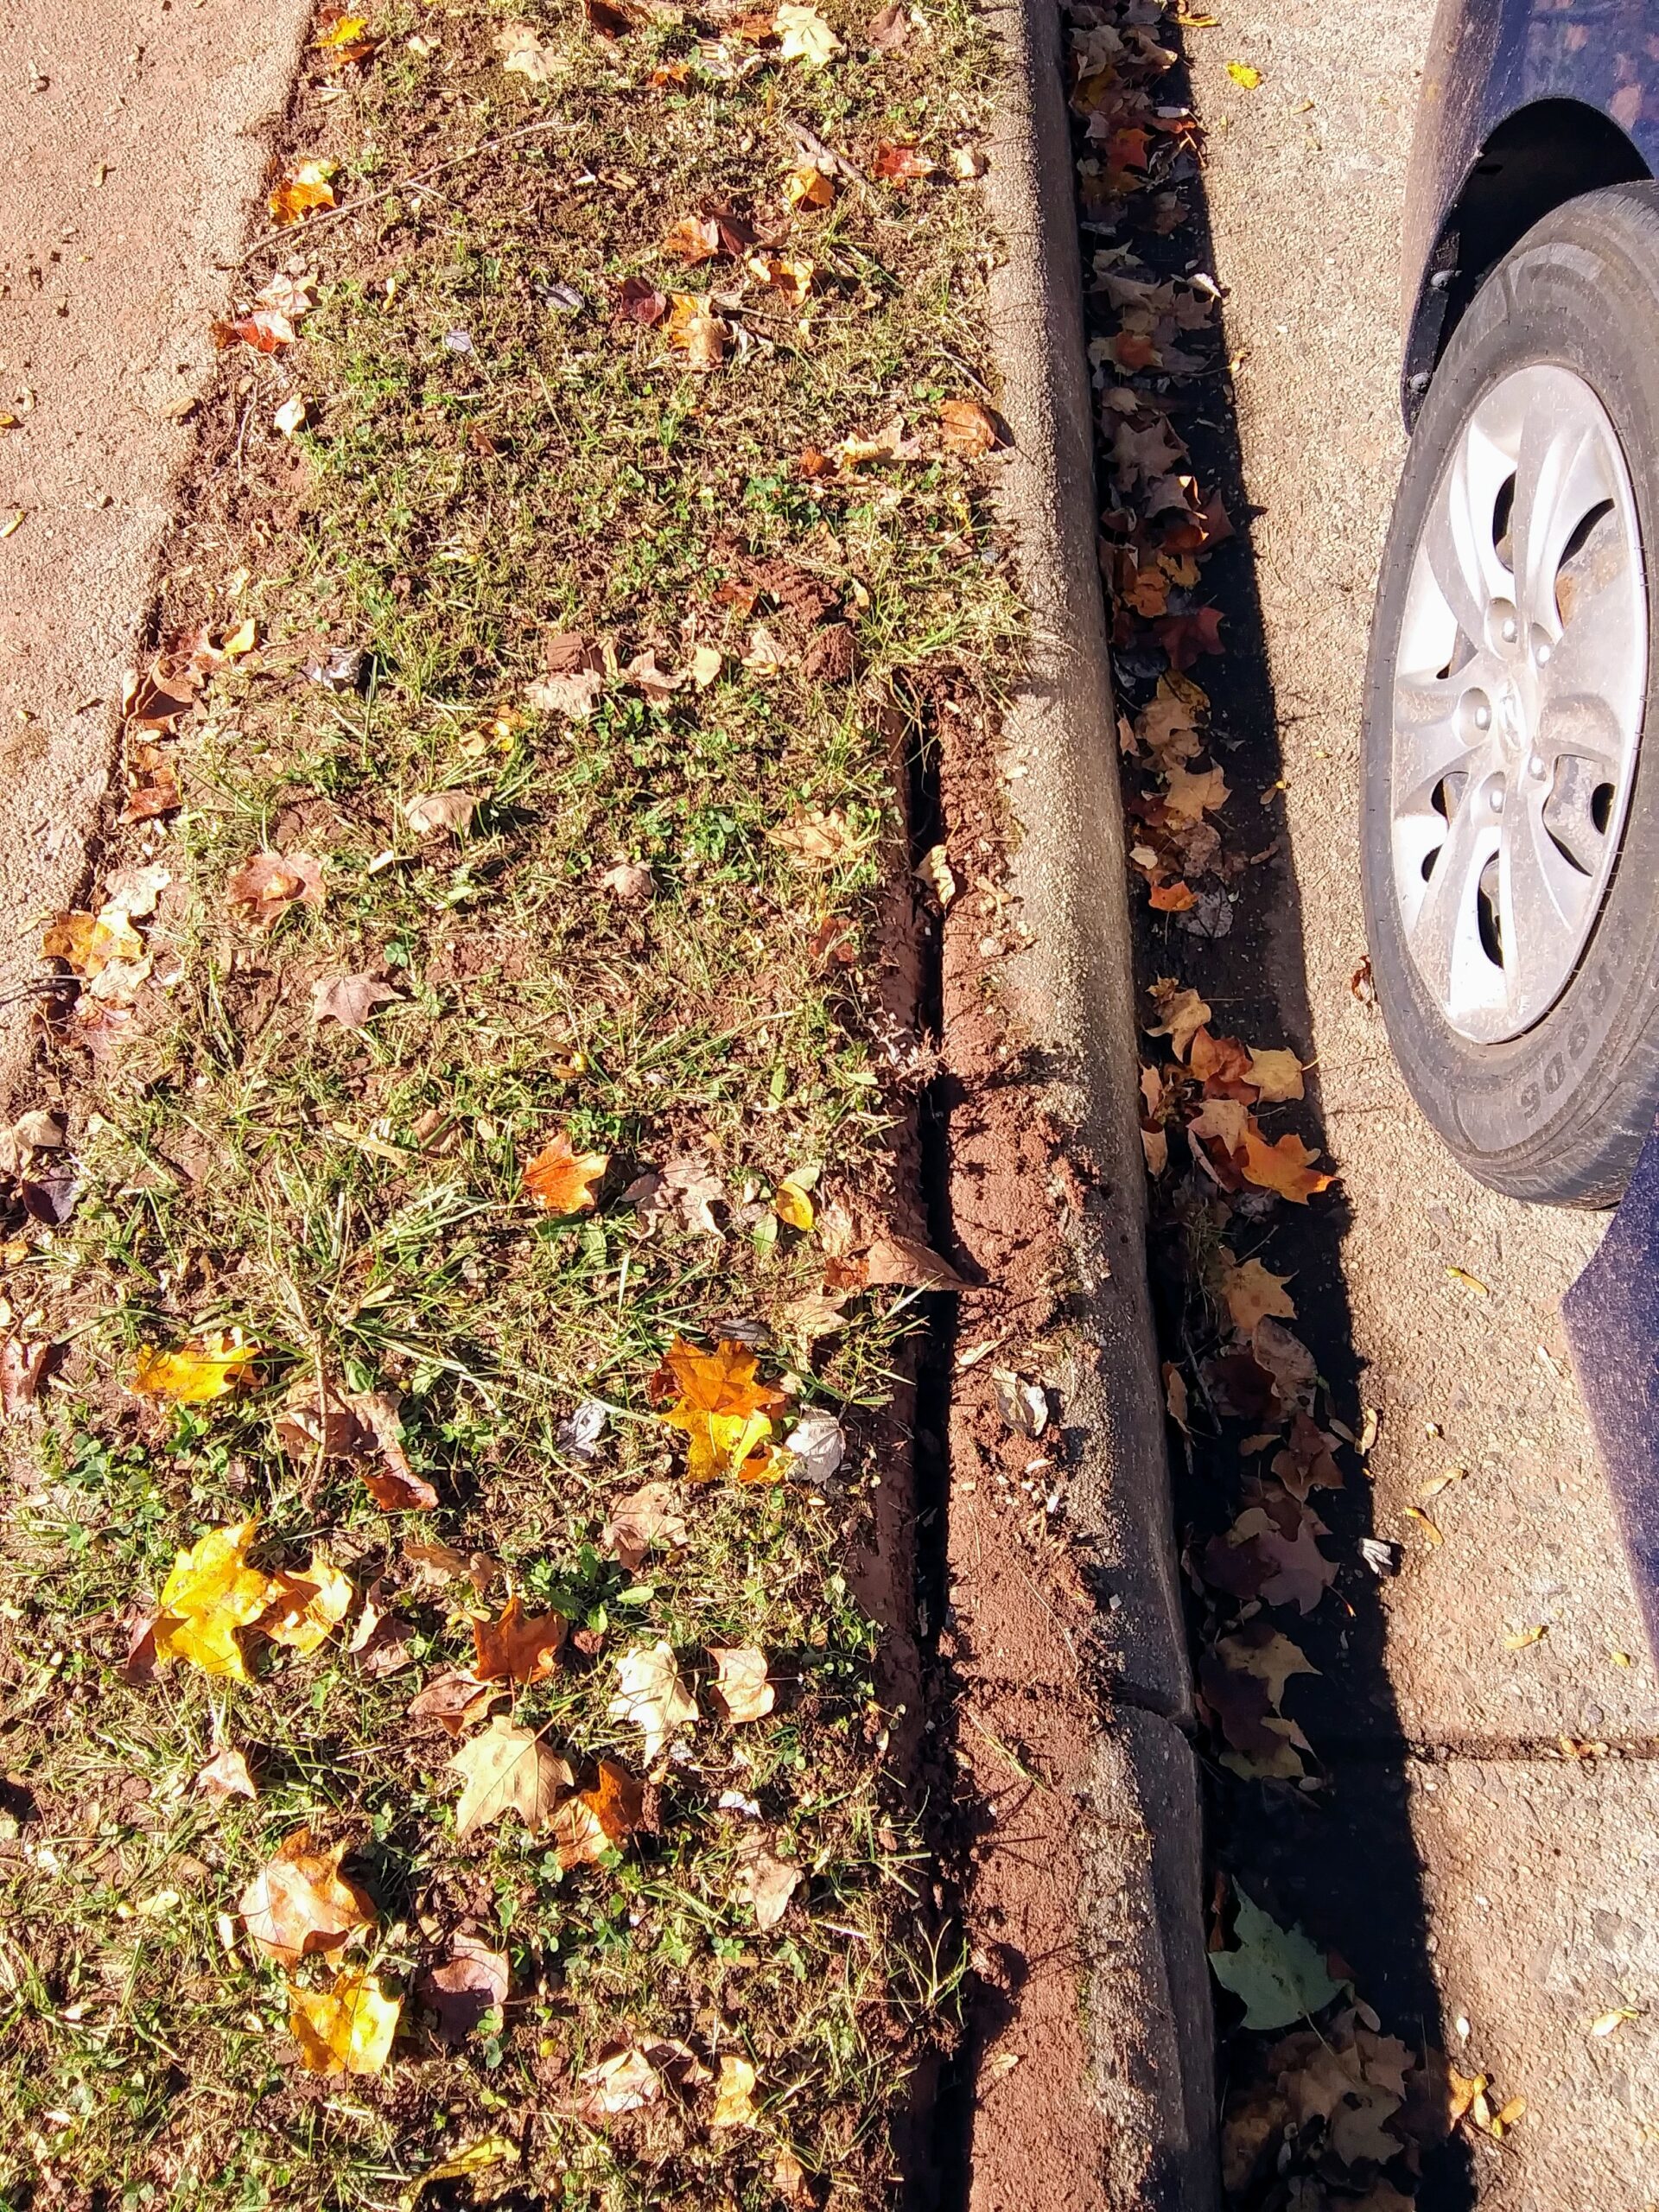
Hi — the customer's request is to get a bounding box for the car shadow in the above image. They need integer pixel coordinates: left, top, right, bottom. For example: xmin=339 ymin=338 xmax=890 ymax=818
xmin=1084 ymin=29 xmax=1478 ymax=2210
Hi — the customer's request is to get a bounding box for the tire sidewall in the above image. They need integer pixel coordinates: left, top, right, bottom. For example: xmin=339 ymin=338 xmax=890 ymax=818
xmin=1363 ymin=189 xmax=1659 ymax=1199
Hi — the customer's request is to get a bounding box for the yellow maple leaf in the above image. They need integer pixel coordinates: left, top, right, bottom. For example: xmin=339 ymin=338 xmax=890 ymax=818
xmin=711 ymin=2051 xmax=760 ymax=2128
xmin=288 ymin=1967 xmax=401 ymax=2075
xmin=269 ymin=159 xmax=336 ymax=226
xmin=653 ymin=1338 xmax=786 ymax=1481
xmin=129 ymin=1328 xmax=263 ymax=1402
xmin=775 ymin=1 xmax=842 ymax=67
xmin=772 ymin=1179 xmax=815 ymax=1231
xmin=258 ymin=1551 xmax=354 ymax=1656
xmin=152 ymin=1521 xmax=273 ymax=1681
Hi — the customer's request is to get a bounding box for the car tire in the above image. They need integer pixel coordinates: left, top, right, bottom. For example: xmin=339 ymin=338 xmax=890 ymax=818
xmin=1363 ymin=182 xmax=1659 ymax=1206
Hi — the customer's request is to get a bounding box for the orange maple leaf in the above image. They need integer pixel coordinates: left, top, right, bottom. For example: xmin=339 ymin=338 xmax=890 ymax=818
xmin=1239 ymin=1128 xmax=1334 ymax=1205
xmin=652 ymin=1337 xmax=787 ymax=1482
xmin=472 ymin=1593 xmax=569 ymax=1684
xmin=523 ymin=1133 xmax=608 ymax=1215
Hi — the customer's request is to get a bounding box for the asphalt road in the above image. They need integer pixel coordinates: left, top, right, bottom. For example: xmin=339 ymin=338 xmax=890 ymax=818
xmin=1189 ymin=7 xmax=1659 ymax=2203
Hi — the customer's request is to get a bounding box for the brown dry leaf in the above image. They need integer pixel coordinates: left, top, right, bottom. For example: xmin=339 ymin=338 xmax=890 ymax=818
xmin=348 ymin=1388 xmax=439 ymax=1511
xmin=1240 ymin=1128 xmax=1334 ymax=1205
xmin=664 ymin=293 xmax=728 ymax=370
xmin=404 ymin=789 xmax=476 ymax=837
xmin=270 ymin=159 xmax=336 ymax=226
xmin=121 ymin=763 xmax=181 ymax=823
xmin=599 ymin=860 xmax=655 ymax=901
xmin=575 ymin=2039 xmax=709 ymax=2120
xmin=733 ymin=1831 xmax=801 ymax=1928
xmin=609 ymin=1640 xmax=699 ymax=1762
xmin=524 ymin=1132 xmax=608 ymax=1215
xmin=775 ymin=0 xmax=842 ymax=64
xmin=1218 ymin=1253 xmax=1296 ymax=1333
xmin=747 ymin=251 xmax=815 ymax=306
xmin=347 ymin=1579 xmax=416 ymax=1676
xmin=862 ymin=1232 xmax=969 ymax=1290
xmin=449 ymin=1716 xmax=572 ymax=1838
xmin=496 ymin=19 xmax=563 ymax=79
xmin=663 ymin=215 xmax=721 ymax=264
xmin=784 ymin=163 xmax=835 ymax=209
xmin=194 ymin=1746 xmax=257 ymax=1804
xmin=211 ymin=308 xmax=296 ymax=354
xmin=939 ymin=398 xmax=997 ymax=455
xmin=1161 ymin=761 xmax=1230 ymax=826
xmin=712 ymin=2052 xmax=760 ymax=2129
xmin=240 ymin=1827 xmax=376 ymax=1965
xmin=1 ymin=1338 xmax=48 ymax=1420
xmin=409 ymin=1669 xmax=503 ymax=1737
xmin=416 ymin=1934 xmax=509 ymax=2044
xmin=472 ymin=1592 xmax=569 ymax=1684
xmin=226 ymin=849 xmax=324 ymax=928
xmin=1272 ymin=1411 xmax=1343 ymax=1501
xmin=708 ymin=1645 xmax=774 ymax=1722
xmin=603 ymin=1480 xmax=690 ymax=1570
xmin=1146 ymin=978 xmax=1211 ymax=1058
xmin=1248 ymin=1047 xmax=1305 ymax=1103
xmin=312 ymin=973 xmax=399 ymax=1030
xmin=289 ymin=1969 xmax=401 ymax=2076
xmin=257 ymin=1551 xmax=354 ymax=1656
xmin=613 ymin=275 xmax=669 ymax=328
xmin=873 ymin=141 xmax=936 ymax=184
xmin=550 ymin=1757 xmax=645 ymax=1870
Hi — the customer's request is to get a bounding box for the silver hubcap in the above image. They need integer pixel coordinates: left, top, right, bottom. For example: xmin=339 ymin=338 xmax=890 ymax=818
xmin=1390 ymin=364 xmax=1646 ymax=1042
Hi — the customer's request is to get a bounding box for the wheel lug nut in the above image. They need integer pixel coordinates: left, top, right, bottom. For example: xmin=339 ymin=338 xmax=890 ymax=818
xmin=1474 ymin=705 xmax=1491 ymax=730
xmin=1502 ymin=616 xmax=1519 ymax=643
xmin=1535 ymin=640 xmax=1552 ymax=665
xmin=1490 ymin=786 xmax=1505 ymax=813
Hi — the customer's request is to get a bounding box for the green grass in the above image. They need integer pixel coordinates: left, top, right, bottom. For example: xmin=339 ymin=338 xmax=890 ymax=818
xmin=0 ymin=0 xmax=1017 ymax=2203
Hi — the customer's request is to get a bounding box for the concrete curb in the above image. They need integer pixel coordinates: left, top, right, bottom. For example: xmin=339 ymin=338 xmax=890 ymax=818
xmin=982 ymin=0 xmax=1218 ymax=2196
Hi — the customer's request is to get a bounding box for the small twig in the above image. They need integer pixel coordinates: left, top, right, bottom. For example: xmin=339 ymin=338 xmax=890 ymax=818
xmin=236 ymin=116 xmax=575 ymax=270
xmin=962 ymin=1705 xmax=1051 ymax=1793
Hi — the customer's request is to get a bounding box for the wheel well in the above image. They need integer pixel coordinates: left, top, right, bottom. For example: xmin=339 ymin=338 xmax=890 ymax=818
xmin=1404 ymin=99 xmax=1649 ymax=426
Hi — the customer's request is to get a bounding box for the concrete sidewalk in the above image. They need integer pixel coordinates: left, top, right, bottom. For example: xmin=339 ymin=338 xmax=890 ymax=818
xmin=0 ymin=0 xmax=310 ymax=1101
xmin=1191 ymin=6 xmax=1659 ymax=2202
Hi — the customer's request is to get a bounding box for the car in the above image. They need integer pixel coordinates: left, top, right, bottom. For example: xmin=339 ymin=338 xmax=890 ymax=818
xmin=1363 ymin=0 xmax=1659 ymax=1207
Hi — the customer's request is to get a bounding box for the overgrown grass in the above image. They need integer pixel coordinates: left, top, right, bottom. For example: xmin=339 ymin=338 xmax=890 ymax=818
xmin=0 ymin=0 xmax=1018 ymax=2205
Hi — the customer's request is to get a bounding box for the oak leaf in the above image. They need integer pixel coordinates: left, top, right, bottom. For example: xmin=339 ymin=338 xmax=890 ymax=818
xmin=472 ymin=1592 xmax=569 ymax=1684
xmin=289 ymin=1968 xmax=401 ymax=2075
xmin=708 ymin=1645 xmax=773 ymax=1722
xmin=609 ymin=1640 xmax=698 ymax=1762
xmin=240 ymin=1827 xmax=376 ymax=1965
xmin=449 ymin=1716 xmax=571 ymax=1838
xmin=524 ymin=1132 xmax=608 ymax=1215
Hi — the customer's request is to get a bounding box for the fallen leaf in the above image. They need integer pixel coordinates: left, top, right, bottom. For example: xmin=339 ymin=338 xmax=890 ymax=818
xmin=130 ymin=1329 xmax=261 ymax=1404
xmin=609 ymin=1640 xmax=698 ymax=1762
xmin=712 ymin=2052 xmax=760 ymax=2128
xmin=1241 ymin=1128 xmax=1334 ymax=1205
xmin=1209 ymin=1889 xmax=1340 ymax=2029
xmin=1446 ymin=1264 xmax=1490 ymax=1298
xmin=1503 ymin=1624 xmax=1548 ymax=1651
xmin=654 ymin=1336 xmax=786 ymax=1481
xmin=226 ymin=849 xmax=324 ymax=928
xmin=211 ymin=308 xmax=296 ymax=353
xmin=473 ymin=1593 xmax=569 ymax=1684
xmin=915 ymin=842 xmax=957 ymax=906
xmin=868 ymin=1 xmax=909 ymax=46
xmin=776 ymin=0 xmax=842 ymax=64
xmin=289 ymin=1968 xmax=401 ymax=2076
xmin=273 ymin=395 xmax=309 ymax=437
xmin=240 ymin=1827 xmax=376 ymax=1966
xmin=1 ymin=1339 xmax=48 ymax=1420
xmin=496 ymin=20 xmax=563 ymax=79
xmin=772 ymin=1179 xmax=815 ymax=1231
xmin=584 ymin=0 xmax=635 ymax=34
xmin=449 ymin=1716 xmax=572 ymax=1838
xmin=939 ymin=398 xmax=997 ymax=455
xmin=873 ymin=141 xmax=936 ymax=185
xmin=599 ymin=860 xmax=655 ymax=901
xmin=551 ymin=1757 xmax=645 ymax=1868
xmin=733 ymin=1831 xmax=801 ymax=1927
xmin=1590 ymin=2007 xmax=1641 ymax=2037
xmin=1226 ymin=59 xmax=1262 ymax=86
xmin=576 ymin=2038 xmax=708 ymax=2119
xmin=404 ymin=788 xmax=476 ymax=837
xmin=194 ymin=1747 xmax=257 ymax=1804
xmin=663 ymin=215 xmax=721 ymax=264
xmin=862 ymin=1232 xmax=969 ymax=1289
xmin=416 ymin=1934 xmax=509 ymax=2044
xmin=784 ymin=163 xmax=836 ymax=209
xmin=1146 ymin=978 xmax=1211 ymax=1058
xmin=524 ymin=1133 xmax=608 ymax=1215
xmin=603 ymin=1480 xmax=690 ymax=1569
xmin=664 ymin=293 xmax=728 ymax=370
xmin=258 ymin=1551 xmax=354 ymax=1656
xmin=312 ymin=973 xmax=398 ymax=1030
xmin=1219 ymin=1254 xmax=1296 ymax=1334
xmin=270 ymin=159 xmax=336 ymax=226
xmin=1248 ymin=1047 xmax=1305 ymax=1103
xmin=613 ymin=275 xmax=669 ymax=327
xmin=708 ymin=1645 xmax=773 ymax=1722
xmin=1161 ymin=761 xmax=1230 ymax=826
xmin=991 ymin=1368 xmax=1048 ymax=1439
xmin=747 ymin=250 xmax=815 ymax=305
xmin=149 ymin=1520 xmax=272 ymax=1682
xmin=409 ymin=1669 xmax=503 ymax=1737
xmin=347 ymin=1580 xmax=416 ymax=1676
xmin=782 ymin=1407 xmax=845 ymax=1484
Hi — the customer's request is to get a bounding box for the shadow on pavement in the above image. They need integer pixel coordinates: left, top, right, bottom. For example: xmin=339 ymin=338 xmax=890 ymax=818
xmin=1077 ymin=22 xmax=1478 ymax=2208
